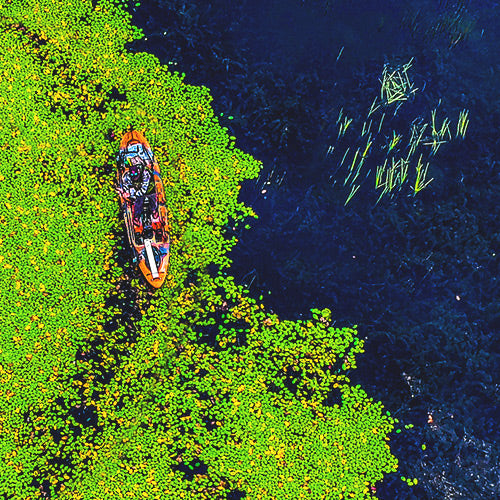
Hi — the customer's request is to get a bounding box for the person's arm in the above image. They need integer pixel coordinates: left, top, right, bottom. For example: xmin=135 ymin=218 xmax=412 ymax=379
xmin=120 ymin=173 xmax=136 ymax=200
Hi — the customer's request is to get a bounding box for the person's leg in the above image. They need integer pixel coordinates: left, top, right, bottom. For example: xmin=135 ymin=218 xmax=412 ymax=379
xmin=149 ymin=194 xmax=162 ymax=232
xmin=133 ymin=197 xmax=143 ymax=224
xmin=150 ymin=194 xmax=159 ymax=218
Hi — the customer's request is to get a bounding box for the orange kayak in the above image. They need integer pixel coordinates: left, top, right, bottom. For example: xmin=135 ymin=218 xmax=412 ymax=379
xmin=116 ymin=131 xmax=170 ymax=288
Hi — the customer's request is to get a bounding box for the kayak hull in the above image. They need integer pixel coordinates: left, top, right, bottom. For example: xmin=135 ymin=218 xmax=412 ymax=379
xmin=117 ymin=131 xmax=170 ymax=288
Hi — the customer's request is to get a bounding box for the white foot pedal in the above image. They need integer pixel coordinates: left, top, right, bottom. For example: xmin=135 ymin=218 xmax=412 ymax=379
xmin=144 ymin=239 xmax=159 ymax=279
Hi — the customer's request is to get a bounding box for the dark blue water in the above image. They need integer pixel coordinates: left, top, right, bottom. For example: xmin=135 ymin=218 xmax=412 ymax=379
xmin=129 ymin=1 xmax=500 ymax=498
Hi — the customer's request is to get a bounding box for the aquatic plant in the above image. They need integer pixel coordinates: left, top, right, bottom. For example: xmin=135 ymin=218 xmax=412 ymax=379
xmin=402 ymin=0 xmax=477 ymax=50
xmin=326 ymin=58 xmax=470 ymax=204
xmin=0 ymin=0 xmax=400 ymax=497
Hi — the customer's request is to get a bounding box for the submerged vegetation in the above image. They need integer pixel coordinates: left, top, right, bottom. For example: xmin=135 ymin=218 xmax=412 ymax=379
xmin=0 ymin=0 xmax=401 ymax=498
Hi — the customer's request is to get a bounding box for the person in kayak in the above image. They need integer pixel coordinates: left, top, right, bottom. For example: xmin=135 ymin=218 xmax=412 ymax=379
xmin=118 ymin=155 xmax=158 ymax=226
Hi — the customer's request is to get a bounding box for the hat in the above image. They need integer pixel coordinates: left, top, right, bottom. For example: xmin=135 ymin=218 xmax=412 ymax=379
xmin=129 ymin=156 xmax=144 ymax=177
